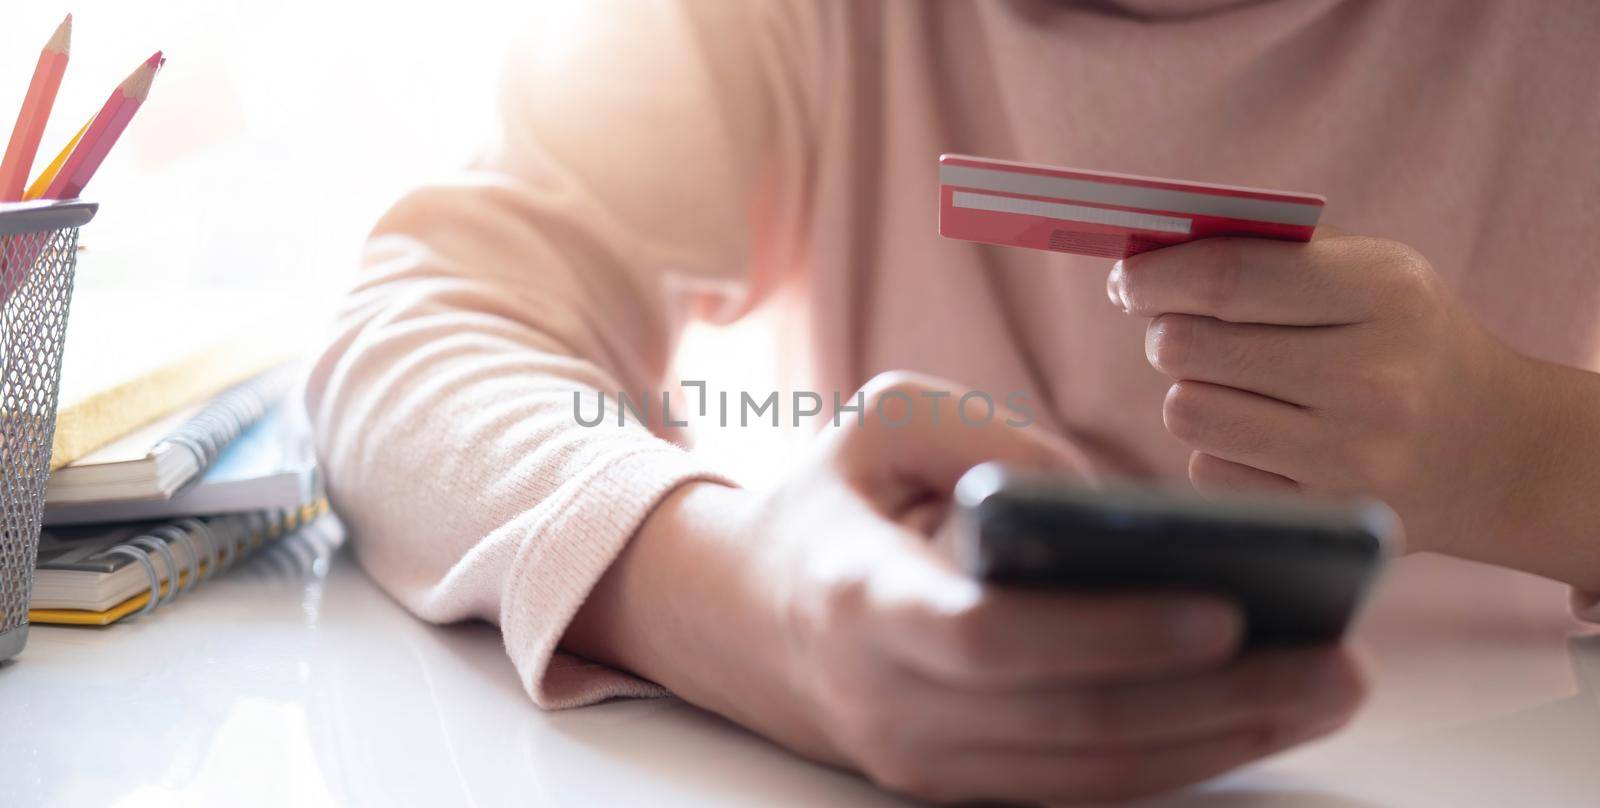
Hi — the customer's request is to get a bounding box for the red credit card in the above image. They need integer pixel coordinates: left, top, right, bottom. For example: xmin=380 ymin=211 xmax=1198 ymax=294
xmin=938 ymin=154 xmax=1325 ymax=259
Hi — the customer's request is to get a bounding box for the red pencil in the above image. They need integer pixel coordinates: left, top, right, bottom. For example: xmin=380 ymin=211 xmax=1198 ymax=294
xmin=0 ymin=15 xmax=72 ymax=201
xmin=42 ymin=51 xmax=163 ymax=201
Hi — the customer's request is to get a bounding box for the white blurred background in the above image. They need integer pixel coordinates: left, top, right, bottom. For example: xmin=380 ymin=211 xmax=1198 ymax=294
xmin=0 ymin=0 xmax=534 ymax=300
xmin=0 ymin=1 xmax=793 ymax=485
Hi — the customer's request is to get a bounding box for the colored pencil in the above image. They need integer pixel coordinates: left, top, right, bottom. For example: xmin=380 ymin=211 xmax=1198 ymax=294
xmin=41 ymin=51 xmax=163 ymax=201
xmin=2 ymin=114 xmax=86 ymax=302
xmin=23 ymin=119 xmax=90 ymax=201
xmin=0 ymin=15 xmax=72 ymax=201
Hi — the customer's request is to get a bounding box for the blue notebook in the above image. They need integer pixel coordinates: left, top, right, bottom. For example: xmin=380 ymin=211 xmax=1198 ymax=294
xmin=42 ymin=403 xmax=318 ymax=526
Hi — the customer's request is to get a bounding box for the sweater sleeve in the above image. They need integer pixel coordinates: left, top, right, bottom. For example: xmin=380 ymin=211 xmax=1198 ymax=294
xmin=303 ymin=1 xmax=818 ymax=708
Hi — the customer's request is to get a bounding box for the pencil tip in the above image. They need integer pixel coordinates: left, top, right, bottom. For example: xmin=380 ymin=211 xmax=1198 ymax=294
xmin=122 ymin=52 xmax=163 ymax=100
xmin=48 ymin=13 xmax=73 ymax=53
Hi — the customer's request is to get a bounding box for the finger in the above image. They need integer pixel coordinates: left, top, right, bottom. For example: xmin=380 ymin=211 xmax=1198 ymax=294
xmin=1145 ymin=313 xmax=1363 ymax=407
xmin=871 ymin=563 xmax=1245 ymax=688
xmin=1163 ymin=380 xmax=1318 ymax=480
xmin=1188 ymin=451 xmax=1299 ymax=497
xmin=1108 ymin=234 xmax=1393 ymax=325
xmin=902 ymin=646 xmax=1362 ymax=752
xmin=907 ymin=717 xmax=1349 ymax=804
xmin=840 ymin=372 xmax=1093 ymax=499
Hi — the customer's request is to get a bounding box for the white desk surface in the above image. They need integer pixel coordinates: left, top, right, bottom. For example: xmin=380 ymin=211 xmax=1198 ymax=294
xmin=4 ymin=518 xmax=1597 ymax=808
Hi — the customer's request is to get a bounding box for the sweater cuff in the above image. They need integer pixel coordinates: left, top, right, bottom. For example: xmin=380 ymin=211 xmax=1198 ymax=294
xmin=500 ymin=445 xmax=733 ymax=709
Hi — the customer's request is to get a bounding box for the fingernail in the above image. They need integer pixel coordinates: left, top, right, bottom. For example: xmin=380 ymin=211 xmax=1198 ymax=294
xmin=1107 ymin=262 xmax=1129 ymax=312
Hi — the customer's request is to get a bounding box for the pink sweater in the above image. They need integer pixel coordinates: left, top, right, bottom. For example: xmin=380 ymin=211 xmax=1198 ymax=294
xmin=305 ymin=1 xmax=1600 ymax=708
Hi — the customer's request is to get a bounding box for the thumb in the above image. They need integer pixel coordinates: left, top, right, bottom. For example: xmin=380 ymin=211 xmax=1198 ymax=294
xmin=834 ymin=372 xmax=1093 ymax=507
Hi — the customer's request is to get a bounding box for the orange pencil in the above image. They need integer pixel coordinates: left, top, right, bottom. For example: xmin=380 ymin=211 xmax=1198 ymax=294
xmin=23 ymin=119 xmax=89 ymax=201
xmin=42 ymin=51 xmax=162 ymax=201
xmin=0 ymin=15 xmax=71 ymax=201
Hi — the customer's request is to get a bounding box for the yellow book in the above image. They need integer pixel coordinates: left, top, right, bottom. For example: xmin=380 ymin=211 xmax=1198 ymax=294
xmin=50 ymin=289 xmax=299 ymax=470
xmin=29 ymin=499 xmax=328 ymax=626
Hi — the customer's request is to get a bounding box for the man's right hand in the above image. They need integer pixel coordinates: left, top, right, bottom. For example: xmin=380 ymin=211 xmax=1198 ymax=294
xmin=565 ymin=373 xmax=1366 ymax=804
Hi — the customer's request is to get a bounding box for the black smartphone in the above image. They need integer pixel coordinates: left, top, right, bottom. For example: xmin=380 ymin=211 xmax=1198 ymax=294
xmin=951 ymin=463 xmax=1398 ymax=643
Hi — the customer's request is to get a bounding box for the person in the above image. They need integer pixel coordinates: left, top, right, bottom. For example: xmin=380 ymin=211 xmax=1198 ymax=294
xmin=304 ymin=1 xmax=1600 ymax=802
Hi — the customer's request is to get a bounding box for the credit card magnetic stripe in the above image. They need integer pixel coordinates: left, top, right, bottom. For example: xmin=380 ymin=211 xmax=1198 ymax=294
xmin=939 ymin=163 xmax=1323 ymax=227
xmin=951 ymin=191 xmax=1193 ymax=235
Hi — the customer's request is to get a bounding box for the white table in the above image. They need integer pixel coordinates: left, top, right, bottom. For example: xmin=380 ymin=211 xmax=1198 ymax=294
xmin=4 ymin=518 xmax=1596 ymax=807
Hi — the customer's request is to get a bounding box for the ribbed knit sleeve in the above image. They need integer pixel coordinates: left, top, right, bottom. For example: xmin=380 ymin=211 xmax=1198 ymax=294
xmin=303 ymin=0 xmax=817 ymax=707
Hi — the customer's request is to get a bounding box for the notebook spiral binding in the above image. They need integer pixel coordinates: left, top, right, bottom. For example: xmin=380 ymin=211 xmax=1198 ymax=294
xmin=160 ymin=364 xmax=296 ymax=492
xmin=80 ymin=508 xmax=310 ymax=621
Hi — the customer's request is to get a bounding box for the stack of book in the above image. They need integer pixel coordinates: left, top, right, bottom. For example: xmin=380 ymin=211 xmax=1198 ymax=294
xmin=29 ymin=339 xmax=325 ymax=626
xmin=0 ymin=15 xmax=325 ymax=627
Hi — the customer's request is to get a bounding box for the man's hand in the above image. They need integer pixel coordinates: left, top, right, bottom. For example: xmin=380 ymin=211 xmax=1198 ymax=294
xmin=567 ymin=372 xmax=1365 ymax=804
xmin=1107 ymin=231 xmax=1600 ymax=580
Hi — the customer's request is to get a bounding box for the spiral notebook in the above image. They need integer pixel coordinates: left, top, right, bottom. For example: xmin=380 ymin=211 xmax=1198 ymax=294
xmin=44 ymin=402 xmax=316 ymax=525
xmin=29 ymin=501 xmax=328 ymax=626
xmin=45 ymin=364 xmax=295 ymax=504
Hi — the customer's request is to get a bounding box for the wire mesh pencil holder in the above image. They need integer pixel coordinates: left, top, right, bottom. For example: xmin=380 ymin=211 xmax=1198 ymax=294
xmin=0 ymin=199 xmax=95 ymax=663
